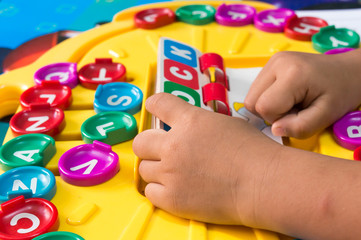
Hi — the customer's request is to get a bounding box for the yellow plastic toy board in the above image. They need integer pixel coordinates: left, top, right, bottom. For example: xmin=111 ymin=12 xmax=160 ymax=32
xmin=0 ymin=1 xmax=358 ymax=239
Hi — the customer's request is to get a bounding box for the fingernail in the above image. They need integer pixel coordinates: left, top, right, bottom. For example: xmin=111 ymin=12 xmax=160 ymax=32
xmin=273 ymin=126 xmax=287 ymax=137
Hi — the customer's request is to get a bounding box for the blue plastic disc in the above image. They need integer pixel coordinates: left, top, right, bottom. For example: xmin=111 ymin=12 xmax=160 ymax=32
xmin=0 ymin=166 xmax=56 ymax=202
xmin=94 ymin=82 xmax=143 ymax=115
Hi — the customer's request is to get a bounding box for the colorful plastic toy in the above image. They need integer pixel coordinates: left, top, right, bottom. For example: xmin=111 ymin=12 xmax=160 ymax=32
xmin=94 ymin=82 xmax=143 ymax=114
xmin=333 ymin=111 xmax=361 ymax=150
xmin=0 ymin=196 xmax=58 ymax=240
xmin=20 ymin=81 xmax=72 ymax=110
xmin=0 ymin=166 xmax=56 ymax=202
xmin=33 ymin=231 xmax=85 ymax=240
xmin=215 ymin=3 xmax=256 ymax=26
xmin=175 ymin=4 xmax=216 ymax=25
xmin=0 ymin=1 xmax=359 ymax=240
xmin=0 ymin=134 xmax=56 ymax=171
xmin=10 ymin=104 xmax=65 ymax=137
xmin=81 ymin=111 xmax=138 ymax=145
xmin=254 ymin=8 xmax=296 ymax=32
xmin=134 ymin=8 xmax=176 ymax=29
xmin=312 ymin=25 xmax=360 ymax=53
xmin=58 ymin=141 xmax=119 ymax=186
xmin=285 ymin=16 xmax=328 ymax=41
xmin=34 ymin=63 xmax=78 ymax=89
xmin=78 ymin=58 xmax=126 ymax=90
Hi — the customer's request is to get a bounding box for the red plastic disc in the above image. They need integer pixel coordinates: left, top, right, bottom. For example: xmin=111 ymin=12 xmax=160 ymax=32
xmin=134 ymin=8 xmax=175 ymax=29
xmin=285 ymin=16 xmax=328 ymax=41
xmin=20 ymin=81 xmax=72 ymax=110
xmin=354 ymin=146 xmax=361 ymax=161
xmin=10 ymin=104 xmax=65 ymax=136
xmin=78 ymin=58 xmax=126 ymax=90
xmin=0 ymin=196 xmax=59 ymax=240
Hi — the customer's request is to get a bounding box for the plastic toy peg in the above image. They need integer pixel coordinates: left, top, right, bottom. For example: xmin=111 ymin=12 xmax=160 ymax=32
xmin=9 ymin=104 xmax=65 ymax=137
xmin=0 ymin=196 xmax=59 ymax=240
xmin=285 ymin=16 xmax=328 ymax=41
xmin=81 ymin=111 xmax=138 ymax=145
xmin=34 ymin=62 xmax=78 ymax=89
xmin=175 ymin=4 xmax=216 ymax=25
xmin=20 ymin=80 xmax=72 ymax=110
xmin=0 ymin=166 xmax=56 ymax=202
xmin=58 ymin=141 xmax=119 ymax=186
xmin=134 ymin=8 xmax=175 ymax=29
xmin=78 ymin=58 xmax=127 ymax=90
xmin=33 ymin=231 xmax=85 ymax=240
xmin=324 ymin=48 xmax=355 ymax=55
xmin=215 ymin=3 xmax=256 ymax=27
xmin=0 ymin=134 xmax=56 ymax=171
xmin=333 ymin=111 xmax=361 ymax=150
xmin=94 ymin=82 xmax=143 ymax=114
xmin=312 ymin=26 xmax=360 ymax=53
xmin=202 ymin=82 xmax=230 ymax=115
xmin=199 ymin=53 xmax=228 ymax=89
xmin=254 ymin=8 xmax=296 ymax=33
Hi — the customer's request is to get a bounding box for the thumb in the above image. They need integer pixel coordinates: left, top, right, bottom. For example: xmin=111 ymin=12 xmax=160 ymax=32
xmin=272 ymin=99 xmax=334 ymax=139
xmin=146 ymin=92 xmax=196 ymax=127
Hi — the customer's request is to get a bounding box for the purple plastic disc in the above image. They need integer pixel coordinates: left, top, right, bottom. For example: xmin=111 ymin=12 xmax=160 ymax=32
xmin=215 ymin=3 xmax=256 ymax=27
xmin=333 ymin=111 xmax=361 ymax=150
xmin=58 ymin=140 xmax=119 ymax=186
xmin=34 ymin=62 xmax=78 ymax=89
xmin=254 ymin=8 xmax=296 ymax=33
xmin=324 ymin=48 xmax=355 ymax=55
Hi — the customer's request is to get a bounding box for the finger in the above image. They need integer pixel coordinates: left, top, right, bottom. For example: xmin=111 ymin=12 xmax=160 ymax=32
xmin=133 ymin=129 xmax=166 ymax=160
xmin=144 ymin=183 xmax=168 ymax=209
xmin=244 ymin=62 xmax=276 ymax=113
xmin=272 ymin=96 xmax=333 ymax=138
xmin=139 ymin=160 xmax=162 ymax=183
xmin=253 ymin=75 xmax=306 ymax=123
xmin=145 ymin=92 xmax=197 ymax=127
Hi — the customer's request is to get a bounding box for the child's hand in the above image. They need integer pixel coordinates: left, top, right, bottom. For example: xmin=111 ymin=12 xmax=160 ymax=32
xmin=245 ymin=51 xmax=361 ymax=138
xmin=133 ymin=93 xmax=283 ymax=226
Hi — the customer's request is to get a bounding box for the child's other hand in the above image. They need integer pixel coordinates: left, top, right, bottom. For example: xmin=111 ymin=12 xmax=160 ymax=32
xmin=245 ymin=51 xmax=361 ymax=138
xmin=133 ymin=93 xmax=282 ymax=226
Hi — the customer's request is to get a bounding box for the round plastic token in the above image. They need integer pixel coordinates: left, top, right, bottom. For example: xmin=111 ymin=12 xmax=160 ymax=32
xmin=0 ymin=196 xmax=59 ymax=240
xmin=285 ymin=16 xmax=328 ymax=41
xmin=312 ymin=25 xmax=360 ymax=53
xmin=94 ymin=82 xmax=143 ymax=114
xmin=354 ymin=146 xmax=361 ymax=161
xmin=333 ymin=111 xmax=361 ymax=150
xmin=324 ymin=48 xmax=355 ymax=55
xmin=78 ymin=58 xmax=126 ymax=90
xmin=175 ymin=4 xmax=216 ymax=25
xmin=34 ymin=62 xmax=78 ymax=89
xmin=0 ymin=134 xmax=56 ymax=171
xmin=10 ymin=104 xmax=65 ymax=137
xmin=254 ymin=8 xmax=296 ymax=33
xmin=58 ymin=141 xmax=119 ymax=186
xmin=33 ymin=231 xmax=84 ymax=240
xmin=215 ymin=3 xmax=256 ymax=27
xmin=0 ymin=166 xmax=56 ymax=202
xmin=20 ymin=81 xmax=72 ymax=110
xmin=134 ymin=8 xmax=175 ymax=29
xmin=81 ymin=111 xmax=138 ymax=145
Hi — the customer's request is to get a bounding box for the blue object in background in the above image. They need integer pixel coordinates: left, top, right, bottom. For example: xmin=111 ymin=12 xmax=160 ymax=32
xmin=0 ymin=0 xmax=171 ymax=49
